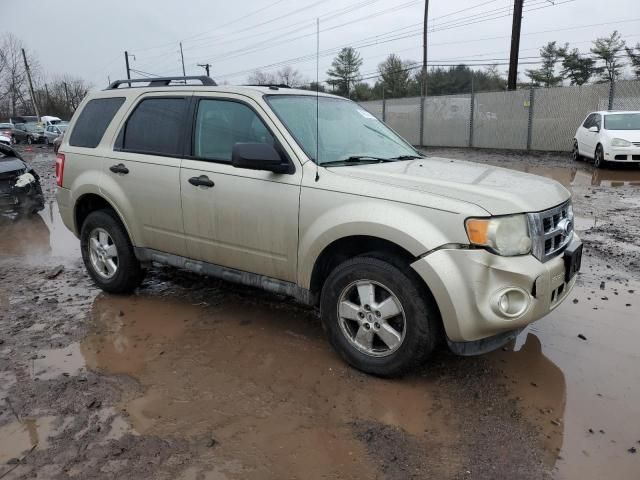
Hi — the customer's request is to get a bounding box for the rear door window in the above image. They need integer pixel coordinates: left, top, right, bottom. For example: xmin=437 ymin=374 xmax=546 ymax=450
xmin=69 ymin=97 xmax=125 ymax=148
xmin=120 ymin=97 xmax=188 ymax=156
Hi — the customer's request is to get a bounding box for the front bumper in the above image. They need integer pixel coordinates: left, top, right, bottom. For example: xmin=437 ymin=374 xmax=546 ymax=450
xmin=411 ymin=233 xmax=580 ymax=345
xmin=604 ymin=146 xmax=640 ymax=162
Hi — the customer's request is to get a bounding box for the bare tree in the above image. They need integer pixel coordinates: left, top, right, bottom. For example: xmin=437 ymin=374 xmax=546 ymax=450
xmin=246 ymin=69 xmax=276 ymax=85
xmin=275 ymin=66 xmax=305 ymax=87
xmin=0 ymin=34 xmax=28 ymax=117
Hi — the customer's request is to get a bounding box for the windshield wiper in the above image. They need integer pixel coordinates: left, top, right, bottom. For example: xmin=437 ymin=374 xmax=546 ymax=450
xmin=321 ymin=155 xmax=396 ymax=167
xmin=388 ymin=155 xmax=424 ymax=160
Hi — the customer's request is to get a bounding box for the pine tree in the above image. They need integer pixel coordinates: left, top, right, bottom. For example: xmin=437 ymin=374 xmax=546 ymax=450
xmin=326 ymin=47 xmax=363 ymax=97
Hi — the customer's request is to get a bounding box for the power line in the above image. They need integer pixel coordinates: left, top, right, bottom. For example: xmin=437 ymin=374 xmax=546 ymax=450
xmin=213 ymin=0 xmax=571 ymax=80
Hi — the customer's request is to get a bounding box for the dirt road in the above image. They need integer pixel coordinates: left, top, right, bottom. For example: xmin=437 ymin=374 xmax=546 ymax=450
xmin=1 ymin=147 xmax=638 ymax=479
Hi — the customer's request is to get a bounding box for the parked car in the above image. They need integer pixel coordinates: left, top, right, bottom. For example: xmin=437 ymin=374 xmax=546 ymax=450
xmin=56 ymin=77 xmax=581 ymax=376
xmin=0 ymin=143 xmax=45 ymax=215
xmin=572 ymin=111 xmax=640 ymax=168
xmin=53 ymin=131 xmax=64 ymax=153
xmin=0 ymin=123 xmax=29 ymax=144
xmin=41 ymin=115 xmax=63 ymax=127
xmin=0 ymin=134 xmax=11 ymax=146
xmin=21 ymin=123 xmax=46 ymax=144
xmin=44 ymin=124 xmax=67 ymax=145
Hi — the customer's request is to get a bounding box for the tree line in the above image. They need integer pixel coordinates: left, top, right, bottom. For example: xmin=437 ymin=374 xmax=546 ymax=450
xmin=247 ymin=30 xmax=640 ymax=101
xmin=0 ymin=33 xmax=91 ymax=121
xmin=526 ymin=31 xmax=640 ymax=87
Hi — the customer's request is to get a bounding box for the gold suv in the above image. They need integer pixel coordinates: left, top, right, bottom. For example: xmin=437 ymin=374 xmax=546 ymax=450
xmin=56 ymin=76 xmax=582 ymax=375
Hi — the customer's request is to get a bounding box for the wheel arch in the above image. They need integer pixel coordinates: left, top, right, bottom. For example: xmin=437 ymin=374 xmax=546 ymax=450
xmin=74 ymin=193 xmax=135 ymax=244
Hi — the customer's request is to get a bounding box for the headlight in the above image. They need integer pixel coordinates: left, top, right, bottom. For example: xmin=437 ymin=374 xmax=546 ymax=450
xmin=465 ymin=214 xmax=532 ymax=256
xmin=611 ymin=138 xmax=632 ymax=147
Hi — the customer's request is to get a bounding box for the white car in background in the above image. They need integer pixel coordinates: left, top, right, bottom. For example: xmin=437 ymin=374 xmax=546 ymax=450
xmin=0 ymin=134 xmax=11 ymax=146
xmin=572 ymin=111 xmax=640 ymax=168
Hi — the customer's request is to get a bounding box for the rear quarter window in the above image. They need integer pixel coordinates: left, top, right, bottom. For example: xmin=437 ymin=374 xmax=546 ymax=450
xmin=69 ymin=97 xmax=125 ymax=148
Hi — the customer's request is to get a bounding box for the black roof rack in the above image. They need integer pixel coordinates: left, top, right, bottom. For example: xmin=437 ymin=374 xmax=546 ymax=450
xmin=243 ymin=84 xmax=291 ymax=90
xmin=106 ymin=76 xmax=217 ymax=90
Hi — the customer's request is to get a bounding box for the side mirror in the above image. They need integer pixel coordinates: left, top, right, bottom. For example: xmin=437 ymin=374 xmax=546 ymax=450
xmin=231 ymin=143 xmax=290 ymax=174
xmin=588 ymin=125 xmax=599 ymax=133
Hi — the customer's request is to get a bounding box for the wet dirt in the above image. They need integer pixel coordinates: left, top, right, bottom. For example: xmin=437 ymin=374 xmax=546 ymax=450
xmin=1 ymin=147 xmax=639 ymax=479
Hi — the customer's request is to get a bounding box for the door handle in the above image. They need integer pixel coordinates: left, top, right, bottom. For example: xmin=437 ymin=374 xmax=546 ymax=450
xmin=188 ymin=175 xmax=215 ymax=188
xmin=109 ymin=163 xmax=129 ymax=174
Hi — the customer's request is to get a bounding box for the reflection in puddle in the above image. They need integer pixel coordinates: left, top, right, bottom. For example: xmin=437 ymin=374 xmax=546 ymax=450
xmin=0 ymin=416 xmax=57 ymax=463
xmin=491 ymin=276 xmax=640 ymax=480
xmin=0 ymin=201 xmax=78 ymax=259
xmin=508 ymin=164 xmax=640 ymax=189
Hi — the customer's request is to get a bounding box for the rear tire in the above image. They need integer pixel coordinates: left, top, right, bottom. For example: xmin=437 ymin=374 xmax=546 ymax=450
xmin=320 ymin=256 xmax=438 ymax=376
xmin=594 ymin=144 xmax=605 ymax=168
xmin=80 ymin=209 xmax=145 ymax=293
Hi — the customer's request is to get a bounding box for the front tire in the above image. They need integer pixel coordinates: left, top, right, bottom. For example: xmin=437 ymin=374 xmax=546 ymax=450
xmin=80 ymin=209 xmax=145 ymax=293
xmin=571 ymin=140 xmax=582 ymax=161
xmin=27 ymin=136 xmax=33 ymax=145
xmin=594 ymin=144 xmax=605 ymax=169
xmin=320 ymin=256 xmax=438 ymax=376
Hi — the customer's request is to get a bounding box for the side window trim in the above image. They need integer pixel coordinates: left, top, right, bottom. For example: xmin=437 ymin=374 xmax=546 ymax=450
xmin=187 ymin=96 xmax=293 ymax=171
xmin=115 ymin=95 xmax=189 ymax=159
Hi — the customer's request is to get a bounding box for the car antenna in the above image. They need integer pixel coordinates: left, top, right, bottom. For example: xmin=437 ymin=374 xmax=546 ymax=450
xmin=315 ymin=17 xmax=320 ymax=182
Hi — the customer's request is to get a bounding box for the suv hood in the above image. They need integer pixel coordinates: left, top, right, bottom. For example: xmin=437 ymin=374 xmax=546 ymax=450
xmin=331 ymin=157 xmax=570 ymax=215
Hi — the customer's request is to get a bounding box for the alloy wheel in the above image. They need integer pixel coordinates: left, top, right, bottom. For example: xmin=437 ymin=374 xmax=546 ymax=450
xmin=337 ymin=280 xmax=406 ymax=357
xmin=88 ymin=228 xmax=119 ymax=279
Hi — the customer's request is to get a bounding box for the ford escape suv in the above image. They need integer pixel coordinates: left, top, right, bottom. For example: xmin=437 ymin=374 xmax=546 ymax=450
xmin=56 ymin=76 xmax=582 ymax=376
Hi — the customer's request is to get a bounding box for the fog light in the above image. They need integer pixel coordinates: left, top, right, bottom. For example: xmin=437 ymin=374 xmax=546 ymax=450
xmin=493 ymin=288 xmax=530 ymax=318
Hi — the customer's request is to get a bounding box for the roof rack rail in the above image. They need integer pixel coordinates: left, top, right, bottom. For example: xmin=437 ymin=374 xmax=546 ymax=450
xmin=243 ymin=84 xmax=291 ymax=89
xmin=106 ymin=76 xmax=217 ymax=90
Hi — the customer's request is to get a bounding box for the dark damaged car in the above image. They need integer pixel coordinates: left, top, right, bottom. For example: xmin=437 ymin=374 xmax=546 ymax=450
xmin=0 ymin=144 xmax=45 ymax=215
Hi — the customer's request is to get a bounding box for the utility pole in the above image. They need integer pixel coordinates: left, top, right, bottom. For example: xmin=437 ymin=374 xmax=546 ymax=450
xmin=21 ymin=48 xmax=40 ymax=119
xmin=197 ymin=63 xmax=212 ymax=77
xmin=422 ymin=0 xmax=429 ymax=97
xmin=124 ymin=51 xmax=132 ymax=85
xmin=507 ymin=0 xmax=524 ymax=90
xmin=63 ymin=81 xmax=71 ymax=110
xmin=180 ymin=42 xmax=186 ymax=78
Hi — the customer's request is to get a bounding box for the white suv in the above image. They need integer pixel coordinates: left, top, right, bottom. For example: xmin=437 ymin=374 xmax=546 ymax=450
xmin=572 ymin=110 xmax=640 ymax=168
xmin=56 ymin=76 xmax=582 ymax=376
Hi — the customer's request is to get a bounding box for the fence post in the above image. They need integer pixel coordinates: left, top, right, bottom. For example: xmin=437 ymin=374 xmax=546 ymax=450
xmin=608 ymin=80 xmax=615 ymax=110
xmin=527 ymin=86 xmax=535 ymax=150
xmin=469 ymin=91 xmax=475 ymax=147
xmin=382 ymin=97 xmax=386 ymax=122
xmin=419 ymin=96 xmax=425 ymax=147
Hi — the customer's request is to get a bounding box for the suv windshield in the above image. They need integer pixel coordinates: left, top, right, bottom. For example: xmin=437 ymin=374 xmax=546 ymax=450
xmin=604 ymin=113 xmax=640 ymax=130
xmin=266 ymin=95 xmax=419 ymax=165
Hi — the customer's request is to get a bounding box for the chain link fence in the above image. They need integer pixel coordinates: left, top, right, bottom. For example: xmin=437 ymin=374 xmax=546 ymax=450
xmin=359 ymin=79 xmax=640 ymax=152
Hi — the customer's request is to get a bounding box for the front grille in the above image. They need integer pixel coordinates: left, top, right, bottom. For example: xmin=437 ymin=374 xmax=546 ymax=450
xmin=0 ymin=179 xmax=14 ymax=194
xmin=528 ymin=200 xmax=574 ymax=262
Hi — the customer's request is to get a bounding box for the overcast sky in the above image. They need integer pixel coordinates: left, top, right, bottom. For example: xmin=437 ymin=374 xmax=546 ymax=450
xmin=5 ymin=0 xmax=640 ymax=89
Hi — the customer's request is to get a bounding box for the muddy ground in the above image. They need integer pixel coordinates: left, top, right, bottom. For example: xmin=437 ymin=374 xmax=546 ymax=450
xmin=0 ymin=146 xmax=638 ymax=479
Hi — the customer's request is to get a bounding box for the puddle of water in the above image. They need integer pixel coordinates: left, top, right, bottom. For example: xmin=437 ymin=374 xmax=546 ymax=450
xmin=0 ymin=202 xmax=79 ymax=259
xmin=507 ymin=164 xmax=640 ymax=189
xmin=79 ymin=294 xmax=458 ymax=479
xmin=490 ymin=272 xmax=640 ymax=479
xmin=31 ymin=343 xmax=85 ymax=380
xmin=0 ymin=416 xmax=57 ymax=463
